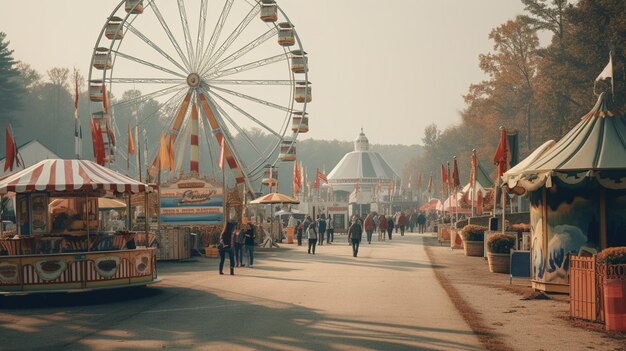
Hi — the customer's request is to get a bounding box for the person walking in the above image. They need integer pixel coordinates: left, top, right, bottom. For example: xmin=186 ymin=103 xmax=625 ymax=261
xmin=387 ymin=216 xmax=395 ymax=240
xmin=234 ymin=224 xmax=246 ymax=267
xmin=327 ymin=215 xmax=334 ymax=243
xmin=316 ymin=214 xmax=327 ymax=246
xmin=409 ymin=210 xmax=417 ymax=233
xmin=296 ymin=220 xmax=303 ymax=246
xmin=378 ymin=214 xmax=387 ymax=241
xmin=417 ymin=212 xmax=427 ymax=234
xmin=363 ymin=212 xmax=376 ymax=244
xmin=348 ymin=218 xmax=363 ymax=257
xmin=219 ymin=221 xmax=236 ymax=275
xmin=398 ymin=211 xmax=407 ymax=236
xmin=306 ymin=220 xmax=318 ymax=254
xmin=244 ymin=223 xmax=256 ymax=267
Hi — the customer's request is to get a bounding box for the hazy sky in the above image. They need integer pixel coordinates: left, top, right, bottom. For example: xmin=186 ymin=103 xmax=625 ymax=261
xmin=0 ymin=0 xmax=527 ymax=146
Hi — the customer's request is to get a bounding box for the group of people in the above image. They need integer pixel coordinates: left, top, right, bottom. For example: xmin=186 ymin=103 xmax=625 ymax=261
xmin=293 ymin=214 xmax=335 ymax=254
xmin=217 ymin=221 xmax=256 ymax=275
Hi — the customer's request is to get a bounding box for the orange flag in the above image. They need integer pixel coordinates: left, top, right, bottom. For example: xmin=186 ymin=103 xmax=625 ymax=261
xmin=158 ymin=133 xmax=170 ymax=170
xmin=293 ymin=161 xmax=301 ymax=196
xmin=102 ymin=84 xmax=109 ymax=115
xmin=128 ymin=123 xmax=135 ymax=155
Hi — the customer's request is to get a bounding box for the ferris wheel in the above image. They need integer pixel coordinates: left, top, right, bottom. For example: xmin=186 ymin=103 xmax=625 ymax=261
xmin=87 ymin=0 xmax=310 ymax=189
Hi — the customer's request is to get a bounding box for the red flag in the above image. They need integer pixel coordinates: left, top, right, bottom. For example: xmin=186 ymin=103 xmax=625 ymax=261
xmin=417 ymin=174 xmax=422 ymax=192
xmin=102 ymin=83 xmax=109 ymax=115
xmin=218 ymin=137 xmax=225 ymax=171
xmin=452 ymin=158 xmax=460 ymax=188
xmin=293 ymin=161 xmax=301 ymax=196
xmin=493 ymin=127 xmax=508 ymax=179
xmin=316 ymin=169 xmax=328 ymax=182
xmin=91 ymin=119 xmax=106 ymax=165
xmin=470 ymin=149 xmax=477 ymax=189
xmin=427 ymin=174 xmax=433 ymax=193
xmin=168 ymin=133 xmax=175 ymax=171
xmin=4 ymin=127 xmax=15 ymax=172
xmin=447 ymin=162 xmax=453 ymax=189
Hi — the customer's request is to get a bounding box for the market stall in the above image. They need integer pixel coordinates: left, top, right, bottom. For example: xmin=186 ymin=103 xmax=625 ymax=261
xmin=503 ymin=93 xmax=626 ymax=293
xmin=0 ymin=159 xmax=158 ymax=294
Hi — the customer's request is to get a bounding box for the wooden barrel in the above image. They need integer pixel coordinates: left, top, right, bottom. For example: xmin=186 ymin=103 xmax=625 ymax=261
xmin=487 ymin=252 xmax=511 ymax=273
xmin=463 ymin=240 xmax=484 ymax=257
xmin=603 ymin=278 xmax=626 ymax=331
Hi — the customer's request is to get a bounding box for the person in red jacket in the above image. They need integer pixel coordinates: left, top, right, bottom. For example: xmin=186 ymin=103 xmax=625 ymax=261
xmin=397 ymin=211 xmax=407 ymax=236
xmin=363 ymin=212 xmax=376 ymax=244
xmin=378 ymin=214 xmax=387 ymax=241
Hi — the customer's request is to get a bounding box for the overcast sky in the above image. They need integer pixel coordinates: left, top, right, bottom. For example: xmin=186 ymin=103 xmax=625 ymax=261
xmin=0 ymin=0 xmax=527 ymax=146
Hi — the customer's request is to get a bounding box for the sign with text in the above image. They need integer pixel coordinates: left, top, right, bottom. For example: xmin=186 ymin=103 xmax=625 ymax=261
xmin=160 ymin=177 xmax=223 ymax=225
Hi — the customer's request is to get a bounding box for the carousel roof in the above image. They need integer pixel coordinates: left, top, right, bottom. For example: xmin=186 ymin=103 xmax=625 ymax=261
xmin=503 ymin=93 xmax=626 ymax=193
xmin=0 ymin=159 xmax=151 ymax=195
xmin=327 ymin=130 xmax=399 ymax=191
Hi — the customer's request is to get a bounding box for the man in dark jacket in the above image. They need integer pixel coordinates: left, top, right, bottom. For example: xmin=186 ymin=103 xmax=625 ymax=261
xmin=348 ymin=219 xmax=363 ymax=257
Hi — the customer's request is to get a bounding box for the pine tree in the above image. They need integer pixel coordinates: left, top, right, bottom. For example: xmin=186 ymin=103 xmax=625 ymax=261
xmin=0 ymin=32 xmax=25 ymax=126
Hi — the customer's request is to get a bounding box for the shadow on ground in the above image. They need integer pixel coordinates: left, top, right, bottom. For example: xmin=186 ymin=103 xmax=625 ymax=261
xmin=0 ymin=285 xmax=481 ymax=351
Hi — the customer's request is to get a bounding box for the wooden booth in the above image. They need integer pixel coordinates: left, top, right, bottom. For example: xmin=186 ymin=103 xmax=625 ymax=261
xmin=0 ymin=159 xmax=158 ymax=294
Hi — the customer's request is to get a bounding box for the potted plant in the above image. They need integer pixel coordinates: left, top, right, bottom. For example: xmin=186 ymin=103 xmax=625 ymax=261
xmin=461 ymin=224 xmax=487 ymax=257
xmin=597 ymin=247 xmax=626 ymax=331
xmin=486 ymin=234 xmax=516 ymax=273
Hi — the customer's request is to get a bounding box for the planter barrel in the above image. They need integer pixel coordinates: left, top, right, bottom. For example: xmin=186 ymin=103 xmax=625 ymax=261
xmin=487 ymin=252 xmax=510 ymax=273
xmin=603 ymin=278 xmax=626 ymax=331
xmin=463 ymin=240 xmax=484 ymax=257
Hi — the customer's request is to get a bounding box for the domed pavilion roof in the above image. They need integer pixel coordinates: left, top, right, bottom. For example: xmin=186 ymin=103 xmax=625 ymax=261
xmin=327 ymin=130 xmax=399 ymax=192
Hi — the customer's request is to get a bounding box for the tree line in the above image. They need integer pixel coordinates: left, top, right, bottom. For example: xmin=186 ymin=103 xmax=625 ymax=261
xmin=404 ymin=0 xmax=625 ymax=196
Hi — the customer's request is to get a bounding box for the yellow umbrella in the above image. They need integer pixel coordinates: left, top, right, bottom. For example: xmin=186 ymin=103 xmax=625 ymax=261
xmin=249 ymin=192 xmax=299 ymax=246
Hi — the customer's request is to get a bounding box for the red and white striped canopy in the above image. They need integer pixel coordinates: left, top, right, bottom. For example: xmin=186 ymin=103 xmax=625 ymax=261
xmin=0 ymin=159 xmax=151 ymax=195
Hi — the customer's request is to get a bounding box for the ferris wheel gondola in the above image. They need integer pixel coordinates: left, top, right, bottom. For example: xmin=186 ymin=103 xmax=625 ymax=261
xmin=87 ymin=0 xmax=310 ymax=190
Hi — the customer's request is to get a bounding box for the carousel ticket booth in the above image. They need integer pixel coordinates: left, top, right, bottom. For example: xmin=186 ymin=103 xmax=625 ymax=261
xmin=503 ymin=93 xmax=626 ymax=293
xmin=0 ymin=159 xmax=158 ymax=294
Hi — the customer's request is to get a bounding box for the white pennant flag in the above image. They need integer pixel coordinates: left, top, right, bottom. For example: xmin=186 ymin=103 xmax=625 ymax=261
xmin=595 ymin=54 xmax=613 ymax=82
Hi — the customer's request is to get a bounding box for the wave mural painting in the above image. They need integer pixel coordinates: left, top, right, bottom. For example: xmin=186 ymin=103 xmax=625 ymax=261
xmin=160 ymin=177 xmax=224 ymax=225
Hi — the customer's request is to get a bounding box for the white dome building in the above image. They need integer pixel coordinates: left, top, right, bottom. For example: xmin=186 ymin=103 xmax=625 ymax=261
xmin=327 ymin=130 xmax=399 ymax=204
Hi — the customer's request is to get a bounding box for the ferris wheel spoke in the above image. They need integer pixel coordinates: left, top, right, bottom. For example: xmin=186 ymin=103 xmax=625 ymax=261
xmin=199 ymin=0 xmax=234 ymax=72
xmin=199 ymin=3 xmax=260 ymax=76
xmin=177 ymin=0 xmax=196 ymax=70
xmin=195 ymin=0 xmax=209 ymax=71
xmin=147 ymin=1 xmax=192 ymax=71
xmin=209 ymin=53 xmax=287 ymax=79
xmin=207 ymin=89 xmax=282 ymax=138
xmin=205 ymin=28 xmax=278 ymax=76
xmin=204 ymin=93 xmax=263 ymax=156
xmin=123 ymin=23 xmax=188 ymax=74
xmin=111 ymin=84 xmax=186 ymax=109
xmin=108 ymin=78 xmax=186 ymax=84
xmin=208 ymin=85 xmax=292 ymax=113
xmin=210 ymin=80 xmax=292 ymax=86
xmin=113 ymin=50 xmax=188 ymax=78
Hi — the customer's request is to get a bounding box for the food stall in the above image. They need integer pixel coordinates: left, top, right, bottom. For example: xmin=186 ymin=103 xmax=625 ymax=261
xmin=0 ymin=159 xmax=158 ymax=294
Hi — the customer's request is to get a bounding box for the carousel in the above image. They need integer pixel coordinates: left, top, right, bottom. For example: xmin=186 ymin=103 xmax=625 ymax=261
xmin=503 ymin=92 xmax=626 ymax=293
xmin=0 ymin=159 xmax=158 ymax=295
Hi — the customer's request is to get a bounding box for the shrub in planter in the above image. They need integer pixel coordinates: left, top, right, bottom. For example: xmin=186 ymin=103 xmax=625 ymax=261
xmin=508 ymin=223 xmax=530 ymax=232
xmin=461 ymin=225 xmax=487 ymax=256
xmin=597 ymin=247 xmax=626 ymax=331
xmin=486 ymin=234 xmax=516 ymax=273
xmin=461 ymin=224 xmax=487 ymax=241
xmin=487 ymin=234 xmax=516 ymax=254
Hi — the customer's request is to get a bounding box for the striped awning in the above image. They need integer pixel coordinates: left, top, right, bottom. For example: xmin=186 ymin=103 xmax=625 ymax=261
xmin=0 ymin=159 xmax=151 ymax=195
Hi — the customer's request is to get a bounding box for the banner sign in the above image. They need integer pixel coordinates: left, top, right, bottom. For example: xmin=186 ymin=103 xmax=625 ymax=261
xmin=159 ymin=177 xmax=223 ymax=225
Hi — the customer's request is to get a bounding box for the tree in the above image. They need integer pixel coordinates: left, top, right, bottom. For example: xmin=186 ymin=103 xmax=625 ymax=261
xmin=0 ymin=32 xmax=25 ymax=127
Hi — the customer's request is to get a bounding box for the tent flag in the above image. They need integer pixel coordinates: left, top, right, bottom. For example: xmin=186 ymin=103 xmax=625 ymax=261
xmin=594 ymin=51 xmax=614 ymax=98
xmin=3 ymin=127 xmax=18 ymax=172
xmin=493 ymin=127 xmax=508 ymax=179
xmin=128 ymin=123 xmax=135 ymax=156
xmin=427 ymin=174 xmax=433 ymax=194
